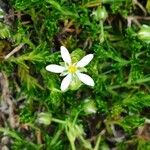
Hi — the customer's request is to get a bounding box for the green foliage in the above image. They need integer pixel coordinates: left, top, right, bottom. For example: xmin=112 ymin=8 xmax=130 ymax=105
xmin=0 ymin=22 xmax=10 ymax=39
xmin=137 ymin=139 xmax=150 ymax=150
xmin=123 ymin=93 xmax=150 ymax=113
xmin=119 ymin=115 xmax=145 ymax=133
xmin=11 ymin=0 xmax=42 ymax=10
xmin=0 ymin=0 xmax=150 ymax=149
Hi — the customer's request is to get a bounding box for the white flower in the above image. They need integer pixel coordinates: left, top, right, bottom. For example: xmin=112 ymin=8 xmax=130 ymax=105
xmin=46 ymin=46 xmax=95 ymax=92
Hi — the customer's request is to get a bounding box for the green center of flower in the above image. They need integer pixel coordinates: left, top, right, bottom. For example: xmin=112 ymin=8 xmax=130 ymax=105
xmin=68 ymin=65 xmax=77 ymax=73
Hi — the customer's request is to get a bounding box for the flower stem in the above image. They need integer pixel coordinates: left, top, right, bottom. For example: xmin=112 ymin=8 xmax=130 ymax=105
xmin=70 ymin=140 xmax=76 ymax=150
xmin=52 ymin=118 xmax=66 ymax=124
xmin=99 ymin=20 xmax=104 ymax=43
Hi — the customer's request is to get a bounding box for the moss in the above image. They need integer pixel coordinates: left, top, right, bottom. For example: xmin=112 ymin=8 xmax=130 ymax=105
xmin=0 ymin=0 xmax=150 ymax=149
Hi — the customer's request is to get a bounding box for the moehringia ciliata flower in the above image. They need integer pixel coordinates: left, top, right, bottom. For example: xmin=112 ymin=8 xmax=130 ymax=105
xmin=46 ymin=46 xmax=94 ymax=92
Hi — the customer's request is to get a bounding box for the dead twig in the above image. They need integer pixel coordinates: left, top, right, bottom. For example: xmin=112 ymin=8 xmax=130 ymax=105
xmin=133 ymin=0 xmax=147 ymax=16
xmin=126 ymin=16 xmax=150 ymax=27
xmin=4 ymin=43 xmax=24 ymax=60
xmin=36 ymin=130 xmax=42 ymax=144
xmin=0 ymin=72 xmax=17 ymax=128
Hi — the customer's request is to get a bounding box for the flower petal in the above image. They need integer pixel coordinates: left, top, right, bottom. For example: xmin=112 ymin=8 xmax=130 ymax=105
xmin=46 ymin=64 xmax=65 ymax=73
xmin=61 ymin=46 xmax=71 ymax=64
xmin=77 ymin=72 xmax=94 ymax=86
xmin=61 ymin=74 xmax=72 ymax=91
xmin=76 ymin=54 xmax=93 ymax=67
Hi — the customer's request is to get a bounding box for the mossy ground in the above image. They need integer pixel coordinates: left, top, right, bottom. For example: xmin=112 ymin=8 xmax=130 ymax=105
xmin=0 ymin=0 xmax=150 ymax=149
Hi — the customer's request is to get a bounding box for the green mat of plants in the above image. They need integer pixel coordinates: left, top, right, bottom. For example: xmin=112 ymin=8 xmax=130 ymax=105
xmin=0 ymin=0 xmax=150 ymax=149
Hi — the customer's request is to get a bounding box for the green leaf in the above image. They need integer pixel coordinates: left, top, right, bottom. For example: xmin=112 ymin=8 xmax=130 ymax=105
xmin=0 ymin=22 xmax=10 ymax=39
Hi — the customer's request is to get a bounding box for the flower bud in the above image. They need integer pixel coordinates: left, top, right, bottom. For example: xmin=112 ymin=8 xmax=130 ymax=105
xmin=0 ymin=8 xmax=4 ymax=19
xmin=66 ymin=121 xmax=84 ymax=141
xmin=83 ymin=99 xmax=97 ymax=114
xmin=37 ymin=112 xmax=52 ymax=125
xmin=138 ymin=25 xmax=150 ymax=43
xmin=92 ymin=6 xmax=108 ymax=21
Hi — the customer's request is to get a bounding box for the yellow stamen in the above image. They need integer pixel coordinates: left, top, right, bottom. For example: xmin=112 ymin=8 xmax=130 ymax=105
xmin=68 ymin=65 xmax=77 ymax=73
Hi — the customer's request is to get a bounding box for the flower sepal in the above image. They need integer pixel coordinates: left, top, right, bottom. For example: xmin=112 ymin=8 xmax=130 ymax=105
xmin=69 ymin=75 xmax=82 ymax=91
xmin=71 ymin=48 xmax=85 ymax=63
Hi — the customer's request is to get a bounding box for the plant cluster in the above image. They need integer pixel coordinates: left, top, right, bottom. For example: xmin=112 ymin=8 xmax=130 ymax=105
xmin=0 ymin=0 xmax=150 ymax=149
